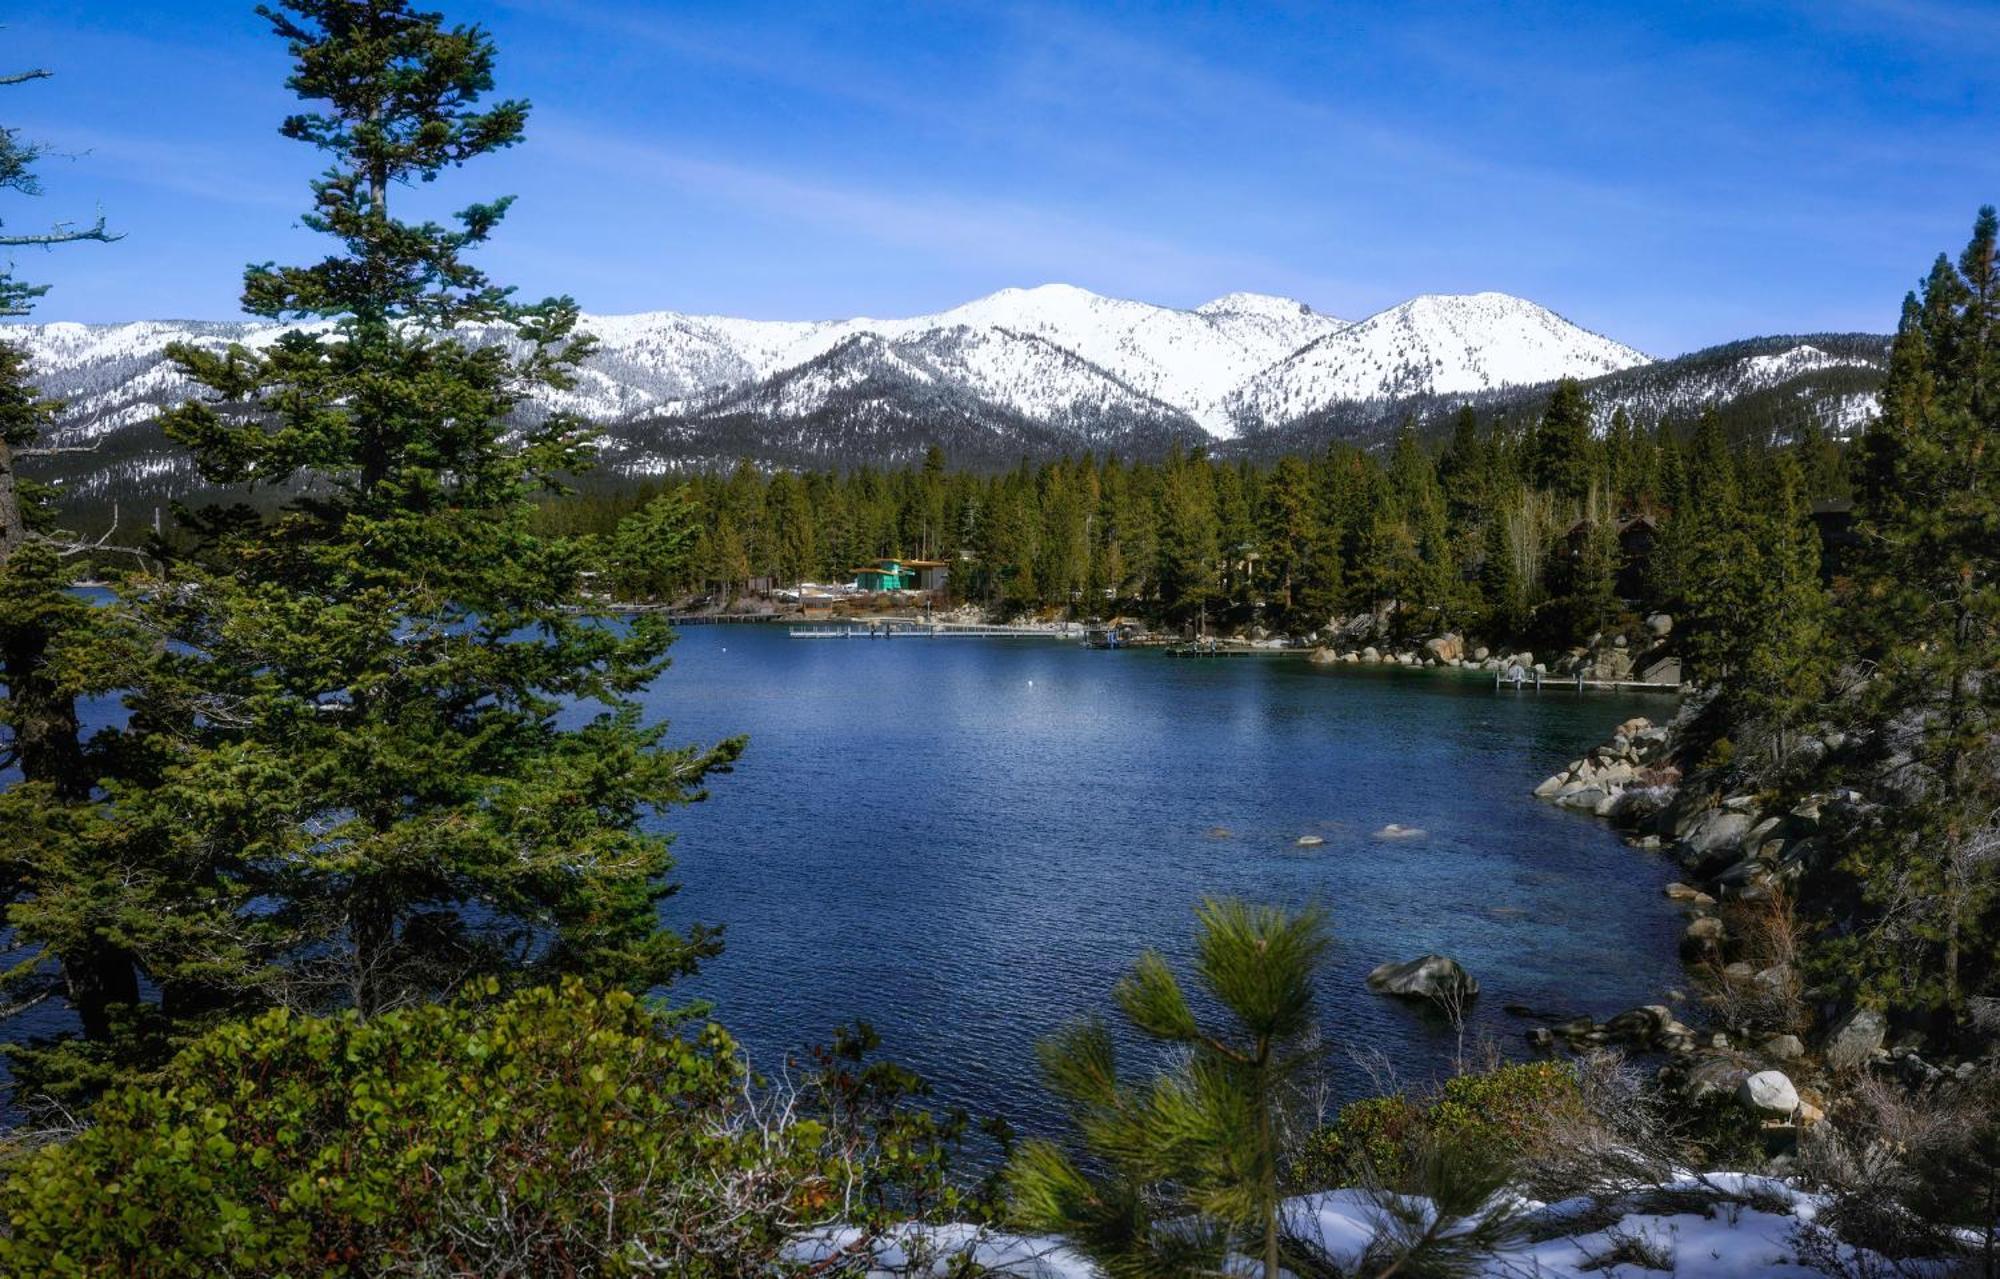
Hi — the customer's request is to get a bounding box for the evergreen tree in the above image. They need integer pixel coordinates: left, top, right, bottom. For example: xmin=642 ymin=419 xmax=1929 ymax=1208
xmin=1007 ymin=898 xmax=1331 ymax=1279
xmin=605 ymin=489 xmax=701 ymax=600
xmin=1528 ymin=378 xmax=1595 ymax=503
xmin=1256 ymin=456 xmax=1320 ymax=627
xmin=1832 ymin=207 xmax=2000 ymax=1018
xmin=1732 ymin=453 xmax=1831 ymax=761
xmin=0 ymin=58 xmax=152 ymax=1097
xmin=1548 ymin=481 xmax=1622 ymax=644
xmin=1478 ymin=508 xmax=1524 ymax=637
xmin=1155 ymin=449 xmax=1221 ymax=629
xmin=146 ymin=0 xmax=741 ymax=1019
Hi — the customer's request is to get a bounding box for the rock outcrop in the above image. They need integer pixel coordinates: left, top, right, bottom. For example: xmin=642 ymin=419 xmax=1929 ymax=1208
xmin=1532 ymin=716 xmax=1680 ymax=818
xmin=1366 ymin=954 xmax=1479 ymax=1001
xmin=1820 ymin=1007 xmax=1888 ymax=1071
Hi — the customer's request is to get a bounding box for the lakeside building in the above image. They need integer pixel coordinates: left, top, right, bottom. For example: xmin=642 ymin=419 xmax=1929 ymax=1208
xmin=1561 ymin=513 xmax=1661 ymax=599
xmin=851 ymin=558 xmax=952 ymax=592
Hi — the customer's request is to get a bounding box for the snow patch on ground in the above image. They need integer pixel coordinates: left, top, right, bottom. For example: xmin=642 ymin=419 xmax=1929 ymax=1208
xmin=791 ymin=1175 xmax=1946 ymax=1278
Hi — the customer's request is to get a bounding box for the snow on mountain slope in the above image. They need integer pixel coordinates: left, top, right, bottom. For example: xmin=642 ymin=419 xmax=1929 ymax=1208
xmin=1228 ymin=292 xmax=1650 ymax=428
xmin=13 ymin=287 xmax=1891 ymax=500
xmin=882 ymin=284 xmax=1346 ymax=435
xmin=1559 ymin=335 xmax=1890 ymax=442
xmin=681 ymin=325 xmax=1189 ymax=431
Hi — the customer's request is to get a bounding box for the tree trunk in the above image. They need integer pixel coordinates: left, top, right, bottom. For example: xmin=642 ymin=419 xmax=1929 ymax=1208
xmin=65 ymin=939 xmax=140 ymax=1044
xmin=0 ymin=433 xmax=22 ymax=568
xmin=2 ymin=622 xmax=87 ymax=800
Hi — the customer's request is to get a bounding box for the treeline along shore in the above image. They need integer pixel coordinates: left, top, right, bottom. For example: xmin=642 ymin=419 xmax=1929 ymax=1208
xmin=538 ymin=378 xmax=1835 ymax=700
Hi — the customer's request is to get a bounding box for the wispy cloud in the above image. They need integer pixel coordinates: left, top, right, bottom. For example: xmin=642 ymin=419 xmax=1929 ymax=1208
xmin=18 ymin=124 xmax=297 ymax=213
xmin=530 ymin=119 xmax=1335 ymax=309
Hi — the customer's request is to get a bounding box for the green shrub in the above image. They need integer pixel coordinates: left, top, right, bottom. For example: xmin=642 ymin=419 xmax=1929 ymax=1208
xmin=1429 ymin=1060 xmax=1584 ymax=1164
xmin=1294 ymin=1062 xmax=1584 ymax=1192
xmin=1295 ymin=1094 xmax=1426 ymax=1187
xmin=0 ymin=980 xmax=951 ymax=1276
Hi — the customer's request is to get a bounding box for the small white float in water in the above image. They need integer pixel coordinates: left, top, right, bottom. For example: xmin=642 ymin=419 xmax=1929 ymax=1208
xmin=1373 ymin=823 xmax=1426 ymax=840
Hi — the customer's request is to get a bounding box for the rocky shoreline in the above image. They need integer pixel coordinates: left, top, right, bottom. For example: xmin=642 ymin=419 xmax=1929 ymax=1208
xmin=1304 ymin=612 xmax=1681 ymax=686
xmin=1525 ymin=711 xmax=1986 ymax=1148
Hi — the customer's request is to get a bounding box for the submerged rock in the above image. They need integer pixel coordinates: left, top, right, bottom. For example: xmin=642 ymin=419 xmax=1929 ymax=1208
xmin=1294 ymin=834 xmax=1325 ymax=847
xmin=1366 ymin=954 xmax=1479 ymax=1001
xmin=1372 ymin=823 xmax=1426 ymax=839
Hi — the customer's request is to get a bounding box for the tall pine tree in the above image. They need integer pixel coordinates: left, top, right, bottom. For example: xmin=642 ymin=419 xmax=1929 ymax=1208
xmin=147 ymin=0 xmax=741 ymax=1018
xmin=1831 ymin=207 xmax=2000 ymax=1019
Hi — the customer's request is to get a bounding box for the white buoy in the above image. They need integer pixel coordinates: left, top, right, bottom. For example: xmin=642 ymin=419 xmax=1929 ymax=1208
xmin=1027 ymin=680 xmax=1034 ymax=687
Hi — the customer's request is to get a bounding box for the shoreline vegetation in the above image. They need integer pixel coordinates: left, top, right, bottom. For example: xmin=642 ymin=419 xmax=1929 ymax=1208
xmin=0 ymin=1 xmax=1995 ymax=1275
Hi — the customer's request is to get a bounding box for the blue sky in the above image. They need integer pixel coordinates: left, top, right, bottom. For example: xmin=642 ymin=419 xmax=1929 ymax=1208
xmin=6 ymin=0 xmax=1997 ymax=354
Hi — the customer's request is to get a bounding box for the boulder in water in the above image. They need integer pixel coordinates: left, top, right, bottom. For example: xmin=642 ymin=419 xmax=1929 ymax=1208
xmin=1366 ymin=954 xmax=1479 ymax=1001
xmin=1373 ymin=823 xmax=1426 ymax=840
xmin=1294 ymin=834 xmax=1325 ymax=848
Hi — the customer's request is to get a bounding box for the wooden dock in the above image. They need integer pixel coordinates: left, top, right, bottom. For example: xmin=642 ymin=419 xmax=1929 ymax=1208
xmin=789 ymin=621 xmax=1083 ymax=640
xmin=1494 ymin=668 xmax=1680 ymax=694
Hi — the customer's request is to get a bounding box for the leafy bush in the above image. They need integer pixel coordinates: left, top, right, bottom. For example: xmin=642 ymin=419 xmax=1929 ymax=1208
xmin=1295 ymin=1061 xmax=1584 ymax=1191
xmin=1295 ymin=1094 xmax=1427 ymax=1187
xmin=0 ymin=981 xmax=978 ymax=1276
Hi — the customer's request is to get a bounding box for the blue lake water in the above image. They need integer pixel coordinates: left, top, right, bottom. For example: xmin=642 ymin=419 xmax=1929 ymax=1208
xmin=643 ymin=626 xmax=1685 ymax=1132
xmin=19 ymin=614 xmax=1685 ymax=1132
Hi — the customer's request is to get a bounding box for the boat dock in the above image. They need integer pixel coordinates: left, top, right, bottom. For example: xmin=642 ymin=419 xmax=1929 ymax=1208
xmin=1494 ymin=667 xmax=1680 ymax=693
xmin=789 ymin=621 xmax=1084 ymax=639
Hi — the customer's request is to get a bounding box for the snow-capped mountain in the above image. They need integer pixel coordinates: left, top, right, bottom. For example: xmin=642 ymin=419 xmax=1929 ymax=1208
xmin=4 ymin=285 xmax=1884 ymax=504
xmin=1235 ymin=332 xmax=1891 ymax=461
xmin=1226 ymin=292 xmax=1647 ymax=430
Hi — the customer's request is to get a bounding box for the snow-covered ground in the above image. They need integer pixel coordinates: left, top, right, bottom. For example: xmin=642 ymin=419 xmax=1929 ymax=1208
xmin=791 ymin=1174 xmax=1949 ymax=1278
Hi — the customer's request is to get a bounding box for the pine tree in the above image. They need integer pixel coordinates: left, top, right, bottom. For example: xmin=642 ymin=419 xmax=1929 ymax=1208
xmin=1548 ymin=480 xmax=1622 ymax=644
xmin=1832 ymin=207 xmax=2000 ymax=1019
xmin=605 ymin=489 xmax=701 ymax=600
xmin=0 ymin=59 xmax=154 ymax=1097
xmin=1007 ymin=898 xmax=1331 ymax=1279
xmin=1156 ymin=449 xmax=1221 ymax=629
xmin=1257 ymin=456 xmax=1320 ymax=628
xmin=1528 ymin=378 xmax=1595 ymax=503
xmin=1732 ymin=453 xmax=1831 ymax=762
xmin=144 ymin=0 xmax=741 ymax=1019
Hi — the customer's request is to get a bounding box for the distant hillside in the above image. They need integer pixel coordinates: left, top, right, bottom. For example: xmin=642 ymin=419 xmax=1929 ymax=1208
xmin=3 ymin=289 xmax=1885 ymax=510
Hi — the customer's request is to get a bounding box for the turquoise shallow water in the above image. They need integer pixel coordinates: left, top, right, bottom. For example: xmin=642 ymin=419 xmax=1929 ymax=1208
xmin=640 ymin=626 xmax=1684 ymax=1132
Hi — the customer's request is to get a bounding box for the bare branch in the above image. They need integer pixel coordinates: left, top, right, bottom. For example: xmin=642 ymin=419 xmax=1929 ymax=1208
xmin=28 ymin=504 xmax=153 ymax=566
xmin=0 ymin=70 xmax=52 ymax=88
xmin=0 ymin=212 xmax=122 ymax=248
xmin=17 ymin=441 xmax=101 ymax=457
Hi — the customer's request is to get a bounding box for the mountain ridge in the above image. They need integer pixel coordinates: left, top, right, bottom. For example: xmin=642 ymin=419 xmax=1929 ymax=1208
xmin=4 ymin=286 xmax=1887 ymax=504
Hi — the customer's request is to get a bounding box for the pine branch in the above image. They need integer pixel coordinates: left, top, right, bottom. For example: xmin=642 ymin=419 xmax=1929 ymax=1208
xmin=0 ymin=70 xmax=52 ymax=87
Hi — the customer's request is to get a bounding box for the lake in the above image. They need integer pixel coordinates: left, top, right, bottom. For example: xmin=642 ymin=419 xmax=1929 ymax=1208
xmin=643 ymin=625 xmax=1685 ymax=1132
